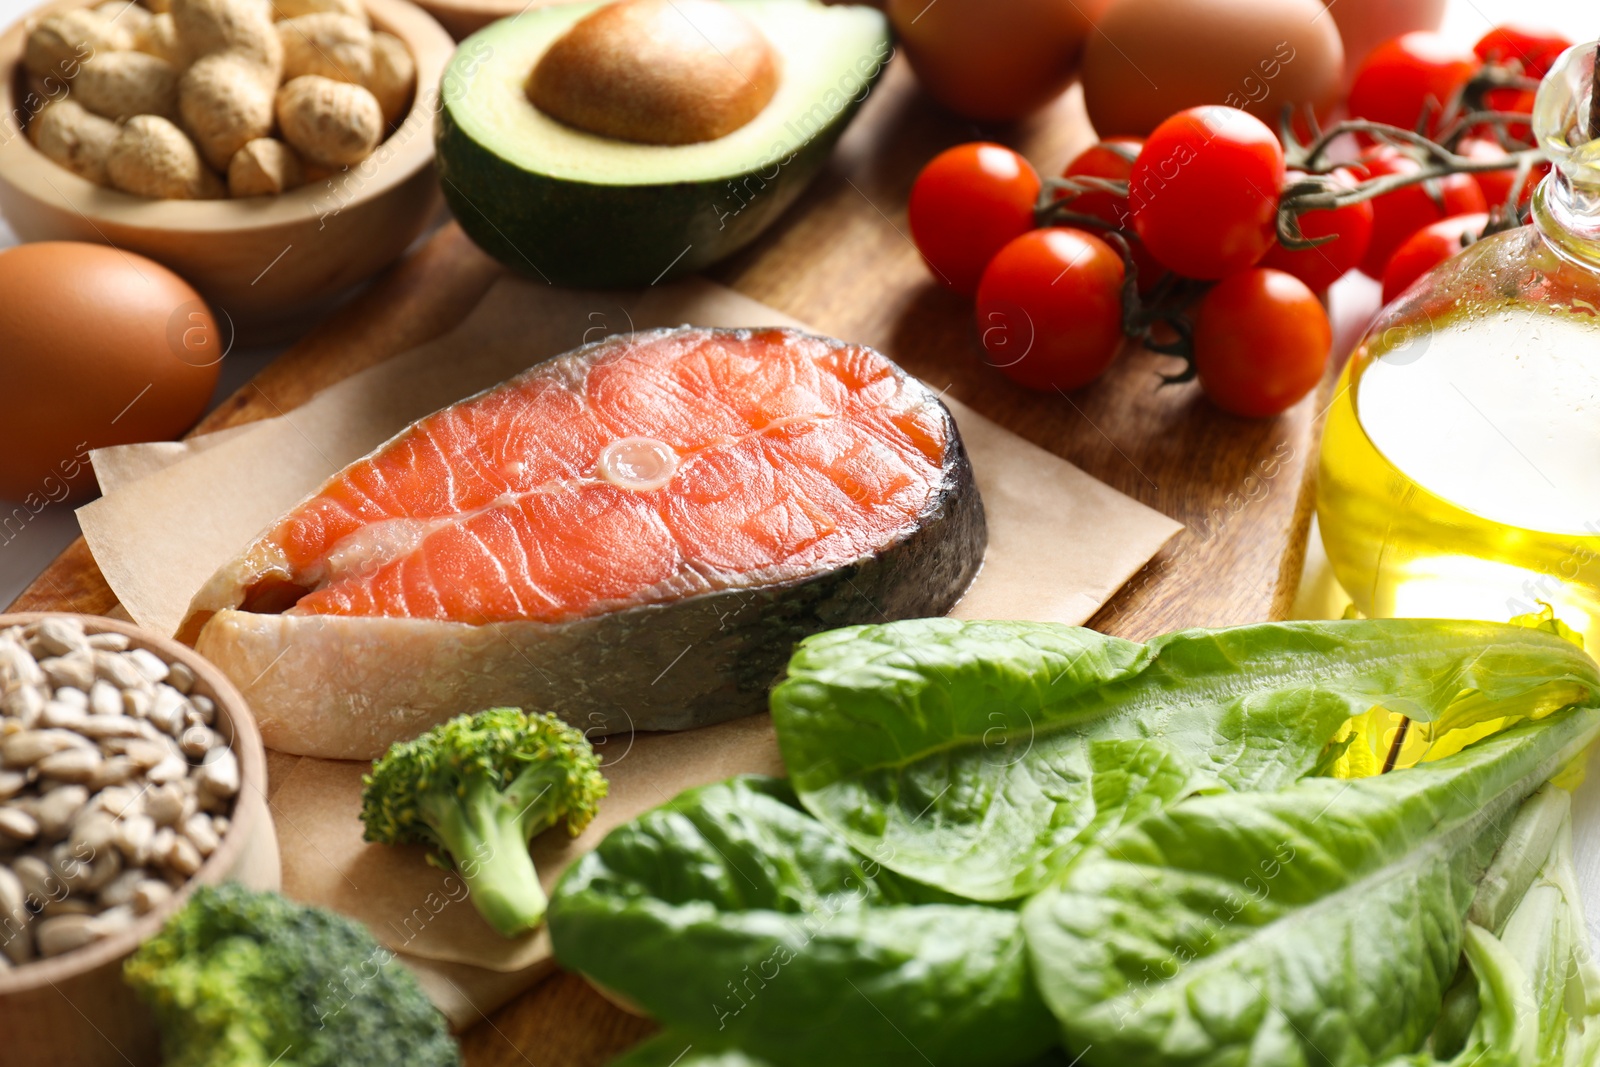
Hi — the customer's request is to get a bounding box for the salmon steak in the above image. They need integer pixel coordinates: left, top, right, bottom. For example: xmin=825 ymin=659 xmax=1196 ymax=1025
xmin=182 ymin=326 xmax=986 ymax=759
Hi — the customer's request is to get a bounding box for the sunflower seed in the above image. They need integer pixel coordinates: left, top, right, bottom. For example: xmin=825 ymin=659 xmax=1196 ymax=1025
xmin=79 ymin=848 xmax=122 ymax=893
xmin=113 ymin=815 xmax=155 ymax=864
xmin=165 ymin=661 xmax=195 ymax=695
xmin=199 ymin=748 xmax=239 ymax=797
xmin=146 ymin=686 xmax=188 ymax=737
xmin=125 ymin=650 xmax=169 ymax=685
xmin=0 ymin=642 xmax=43 ymax=688
xmin=143 ymin=785 xmax=186 ymax=827
xmin=13 ymin=855 xmax=56 ymax=906
xmin=75 ymin=716 xmax=144 ymax=741
xmin=148 ymin=827 xmax=176 ymax=867
xmin=28 ymin=618 xmax=86 ymax=659
xmin=40 ymin=897 xmax=96 ymax=918
xmin=36 ymin=914 xmax=95 ymax=957
xmin=167 ymin=837 xmax=201 ymax=876
xmin=38 ymin=702 xmax=89 ymax=731
xmin=188 ymin=694 xmax=215 ymax=725
xmin=97 ymin=868 xmax=144 ymax=909
xmin=147 ymin=753 xmax=188 ymax=786
xmin=93 ymin=785 xmax=141 ymax=819
xmin=39 ymin=655 xmax=94 ymax=693
xmin=182 ymin=813 xmax=218 ymax=857
xmin=31 ymin=785 xmax=88 ymax=839
xmin=120 ymin=687 xmax=152 ymax=720
xmin=86 ymin=904 xmax=134 ymax=937
xmin=0 ymin=808 xmax=38 ymax=842
xmin=85 ymin=633 xmax=130 ymax=652
xmin=87 ymin=681 xmax=122 ymax=718
xmin=52 ymin=687 xmax=87 ymax=710
xmin=132 ymin=879 xmax=171 ymax=915
xmin=3 ymin=730 xmax=89 ymax=767
xmin=70 ymin=812 xmax=116 ymax=854
xmin=93 ymin=651 xmax=147 ymax=691
xmin=1 ymin=685 xmax=44 ymax=726
xmin=35 ymin=748 xmax=101 ymax=784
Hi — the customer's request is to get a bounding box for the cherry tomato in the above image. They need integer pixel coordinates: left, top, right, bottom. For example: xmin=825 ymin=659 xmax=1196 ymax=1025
xmin=1473 ymin=24 xmax=1572 ymax=79
xmin=1060 ymin=138 xmax=1140 ymax=223
xmin=1381 ymin=213 xmax=1488 ymax=303
xmin=1130 ymin=106 xmax=1285 ymax=280
xmin=1193 ymin=268 xmax=1330 ymax=418
xmin=1259 ymin=168 xmax=1374 ymax=292
xmin=1475 ymin=83 xmax=1538 ymax=144
xmin=1459 ymin=136 xmax=1548 ymax=210
xmin=909 ymin=143 xmax=1042 ymax=296
xmin=1356 ymin=148 xmax=1487 ymax=278
xmin=1348 ymin=33 xmax=1476 ymax=137
xmin=1057 ymin=137 xmax=1165 ymax=288
xmin=1061 ymin=141 xmax=1151 ymax=221
xmin=975 ymin=228 xmax=1125 ymax=391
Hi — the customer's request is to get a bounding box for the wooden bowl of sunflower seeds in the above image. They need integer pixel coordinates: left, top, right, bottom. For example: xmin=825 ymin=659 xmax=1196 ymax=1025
xmin=0 ymin=612 xmax=278 ymax=1067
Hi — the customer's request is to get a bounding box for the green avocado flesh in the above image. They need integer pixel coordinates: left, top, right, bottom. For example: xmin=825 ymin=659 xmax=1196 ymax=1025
xmin=436 ymin=0 xmax=892 ymax=287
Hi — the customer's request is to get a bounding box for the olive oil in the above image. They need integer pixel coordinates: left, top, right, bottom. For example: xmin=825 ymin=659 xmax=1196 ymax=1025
xmin=1314 ymin=40 xmax=1600 ymax=642
xmin=1318 ymin=303 xmax=1600 ymax=645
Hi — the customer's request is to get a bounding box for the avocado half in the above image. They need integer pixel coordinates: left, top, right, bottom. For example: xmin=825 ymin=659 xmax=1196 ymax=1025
xmin=436 ymin=1 xmax=892 ymax=288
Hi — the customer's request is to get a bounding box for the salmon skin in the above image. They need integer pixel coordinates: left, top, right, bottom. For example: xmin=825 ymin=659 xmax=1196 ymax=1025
xmin=182 ymin=326 xmax=986 ymax=759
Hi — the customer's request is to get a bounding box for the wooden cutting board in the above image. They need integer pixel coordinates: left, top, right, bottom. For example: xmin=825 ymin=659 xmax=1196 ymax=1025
xmin=7 ymin=62 xmax=1334 ymax=1066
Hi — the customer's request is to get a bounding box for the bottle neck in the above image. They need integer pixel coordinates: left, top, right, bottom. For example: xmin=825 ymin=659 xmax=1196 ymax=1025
xmin=1533 ymin=168 xmax=1600 ymax=270
xmin=1533 ymin=42 xmax=1600 ymax=267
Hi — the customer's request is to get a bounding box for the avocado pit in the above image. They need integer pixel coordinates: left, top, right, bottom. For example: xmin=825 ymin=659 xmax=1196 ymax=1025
xmin=526 ymin=0 xmax=781 ymax=146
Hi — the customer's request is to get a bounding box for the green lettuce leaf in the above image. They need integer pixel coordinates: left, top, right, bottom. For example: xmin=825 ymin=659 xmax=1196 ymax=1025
xmin=1438 ymin=787 xmax=1599 ymax=1066
xmin=772 ymin=619 xmax=1598 ymax=901
xmin=1020 ymin=708 xmax=1600 ymax=1067
xmin=548 ymin=776 xmax=1059 ymax=1067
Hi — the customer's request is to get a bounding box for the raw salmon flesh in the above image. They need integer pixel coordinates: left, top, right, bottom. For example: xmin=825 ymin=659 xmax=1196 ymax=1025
xmin=183 ymin=327 xmax=986 ymax=758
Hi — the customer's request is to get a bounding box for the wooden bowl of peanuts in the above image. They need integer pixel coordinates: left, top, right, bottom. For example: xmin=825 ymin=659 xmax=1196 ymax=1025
xmin=0 ymin=0 xmax=455 ymax=338
xmin=0 ymin=613 xmax=277 ymax=1067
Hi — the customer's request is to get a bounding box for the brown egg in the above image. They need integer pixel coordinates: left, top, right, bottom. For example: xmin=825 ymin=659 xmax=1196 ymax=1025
xmin=528 ymin=0 xmax=781 ymax=145
xmin=1082 ymin=0 xmax=1344 ymax=137
xmin=888 ymin=0 xmax=1111 ymax=123
xmin=0 ymin=243 xmax=222 ymax=503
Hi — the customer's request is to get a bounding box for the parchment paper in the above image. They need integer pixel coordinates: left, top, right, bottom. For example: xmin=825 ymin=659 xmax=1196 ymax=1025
xmin=76 ymin=276 xmax=1183 ymax=1026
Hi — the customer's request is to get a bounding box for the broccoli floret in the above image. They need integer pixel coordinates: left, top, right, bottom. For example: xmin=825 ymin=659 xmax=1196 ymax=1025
xmin=361 ymin=707 xmax=607 ymax=937
xmin=124 ymin=884 xmax=459 ymax=1067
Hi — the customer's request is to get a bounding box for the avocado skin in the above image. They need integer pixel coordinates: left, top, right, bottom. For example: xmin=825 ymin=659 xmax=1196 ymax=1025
xmin=435 ymin=73 xmax=882 ymax=288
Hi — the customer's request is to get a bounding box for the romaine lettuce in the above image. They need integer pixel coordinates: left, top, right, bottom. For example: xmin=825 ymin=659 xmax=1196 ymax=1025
xmin=772 ymin=619 xmax=1598 ymax=901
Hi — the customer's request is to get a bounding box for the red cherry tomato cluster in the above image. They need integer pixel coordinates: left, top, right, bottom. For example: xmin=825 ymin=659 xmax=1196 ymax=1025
xmin=906 ymin=22 xmax=1565 ymax=418
xmin=910 ymin=111 xmax=1329 ymax=418
xmin=1342 ymin=23 xmax=1564 ymax=295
